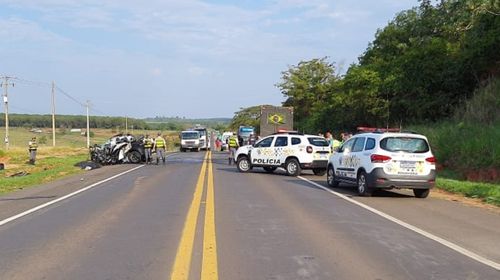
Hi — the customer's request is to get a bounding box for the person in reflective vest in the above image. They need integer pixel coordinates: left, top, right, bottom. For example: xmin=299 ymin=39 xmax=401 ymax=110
xmin=228 ymin=135 xmax=239 ymax=165
xmin=28 ymin=136 xmax=38 ymax=165
xmin=143 ymin=134 xmax=154 ymax=164
xmin=153 ymin=132 xmax=166 ymax=165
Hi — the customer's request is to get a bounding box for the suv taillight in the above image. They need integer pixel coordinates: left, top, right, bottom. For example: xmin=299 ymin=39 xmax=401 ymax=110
xmin=371 ymin=154 xmax=391 ymax=163
xmin=306 ymin=146 xmax=313 ymax=153
xmin=425 ymin=156 xmax=436 ymax=165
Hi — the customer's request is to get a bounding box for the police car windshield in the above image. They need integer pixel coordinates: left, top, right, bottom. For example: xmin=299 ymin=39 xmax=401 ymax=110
xmin=307 ymin=137 xmax=329 ymax=147
xmin=182 ymin=132 xmax=199 ymax=139
xmin=380 ymin=137 xmax=429 ymax=153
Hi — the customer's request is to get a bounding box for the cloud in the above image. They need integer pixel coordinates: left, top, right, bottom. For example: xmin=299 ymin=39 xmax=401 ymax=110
xmin=0 ymin=17 xmax=70 ymax=44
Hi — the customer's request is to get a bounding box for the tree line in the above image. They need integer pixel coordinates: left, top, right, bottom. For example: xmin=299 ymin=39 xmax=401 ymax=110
xmin=0 ymin=114 xmax=148 ymax=130
xmin=238 ymin=0 xmax=499 ymax=134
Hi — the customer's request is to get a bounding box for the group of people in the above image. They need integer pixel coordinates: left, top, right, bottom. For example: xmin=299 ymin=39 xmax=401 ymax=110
xmin=142 ymin=132 xmax=167 ymax=165
xmin=320 ymin=131 xmax=352 ymax=152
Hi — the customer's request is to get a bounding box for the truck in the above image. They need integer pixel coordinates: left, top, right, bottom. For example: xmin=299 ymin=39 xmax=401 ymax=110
xmin=238 ymin=126 xmax=256 ymax=146
xmin=193 ymin=125 xmax=210 ymax=151
xmin=180 ymin=130 xmax=201 ymax=152
xmin=259 ymin=105 xmax=294 ymax=137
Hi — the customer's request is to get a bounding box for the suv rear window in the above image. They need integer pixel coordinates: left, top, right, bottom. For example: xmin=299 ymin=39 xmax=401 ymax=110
xmin=307 ymin=137 xmax=329 ymax=147
xmin=380 ymin=137 xmax=429 ymax=153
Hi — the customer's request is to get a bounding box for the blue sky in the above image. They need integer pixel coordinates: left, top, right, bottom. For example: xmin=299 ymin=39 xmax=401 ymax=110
xmin=0 ymin=0 xmax=418 ymax=119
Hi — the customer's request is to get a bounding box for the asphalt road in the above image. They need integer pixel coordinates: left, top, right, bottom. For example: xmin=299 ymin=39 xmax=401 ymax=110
xmin=0 ymin=151 xmax=499 ymax=280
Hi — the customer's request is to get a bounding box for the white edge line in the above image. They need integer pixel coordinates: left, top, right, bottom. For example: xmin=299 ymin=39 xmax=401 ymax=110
xmin=0 ymin=165 xmax=145 ymax=227
xmin=298 ymin=176 xmax=500 ymax=271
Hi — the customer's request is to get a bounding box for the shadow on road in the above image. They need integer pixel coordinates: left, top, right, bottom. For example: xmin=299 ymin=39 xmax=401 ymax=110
xmin=0 ymin=195 xmax=57 ymax=202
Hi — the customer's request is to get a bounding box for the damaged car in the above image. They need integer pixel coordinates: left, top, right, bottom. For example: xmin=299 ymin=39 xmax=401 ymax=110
xmin=90 ymin=134 xmax=145 ymax=165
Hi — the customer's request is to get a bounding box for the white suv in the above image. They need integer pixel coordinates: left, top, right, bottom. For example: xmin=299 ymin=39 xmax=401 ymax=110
xmin=326 ymin=132 xmax=436 ymax=198
xmin=235 ymin=132 xmax=331 ymax=176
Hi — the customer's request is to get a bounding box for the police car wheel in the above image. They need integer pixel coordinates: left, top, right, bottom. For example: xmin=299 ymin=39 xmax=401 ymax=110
xmin=327 ymin=166 xmax=339 ymax=187
xmin=285 ymin=159 xmax=301 ymax=176
xmin=237 ymin=157 xmax=251 ymax=173
xmin=357 ymin=171 xmax=373 ymax=197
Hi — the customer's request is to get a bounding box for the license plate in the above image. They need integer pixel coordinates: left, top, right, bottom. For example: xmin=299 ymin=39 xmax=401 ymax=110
xmin=400 ymin=161 xmax=416 ymax=169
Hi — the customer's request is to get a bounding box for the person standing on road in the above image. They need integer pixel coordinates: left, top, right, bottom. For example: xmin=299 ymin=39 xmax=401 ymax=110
xmin=228 ymin=134 xmax=239 ymax=165
xmin=28 ymin=136 xmax=38 ymax=165
xmin=153 ymin=132 xmax=166 ymax=165
xmin=143 ymin=134 xmax=154 ymax=164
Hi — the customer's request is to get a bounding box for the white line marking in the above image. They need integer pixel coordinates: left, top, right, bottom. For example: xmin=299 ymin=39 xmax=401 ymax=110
xmin=298 ymin=176 xmax=500 ymax=271
xmin=0 ymin=165 xmax=145 ymax=227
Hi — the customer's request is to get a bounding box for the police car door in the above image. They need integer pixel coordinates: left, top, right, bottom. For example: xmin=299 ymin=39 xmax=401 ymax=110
xmin=250 ymin=136 xmax=275 ymax=166
xmin=336 ymin=138 xmax=356 ymax=181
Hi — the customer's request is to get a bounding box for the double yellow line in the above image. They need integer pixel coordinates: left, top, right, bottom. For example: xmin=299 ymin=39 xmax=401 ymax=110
xmin=170 ymin=152 xmax=218 ymax=280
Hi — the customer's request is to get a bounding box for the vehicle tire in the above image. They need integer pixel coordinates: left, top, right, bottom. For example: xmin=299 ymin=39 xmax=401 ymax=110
xmin=357 ymin=171 xmax=373 ymax=197
xmin=127 ymin=150 xmax=142 ymax=164
xmin=285 ymin=158 xmax=301 ymax=176
xmin=237 ymin=156 xmax=251 ymax=173
xmin=263 ymin=166 xmax=277 ymax=173
xmin=180 ymin=148 xmax=185 ymax=152
xmin=413 ymin=189 xmax=430 ymax=198
xmin=326 ymin=166 xmax=339 ymax=187
xmin=313 ymin=168 xmax=326 ymax=176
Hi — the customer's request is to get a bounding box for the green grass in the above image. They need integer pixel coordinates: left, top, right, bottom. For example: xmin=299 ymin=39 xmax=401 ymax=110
xmin=0 ymin=153 xmax=88 ymax=194
xmin=437 ymin=177 xmax=500 ymax=207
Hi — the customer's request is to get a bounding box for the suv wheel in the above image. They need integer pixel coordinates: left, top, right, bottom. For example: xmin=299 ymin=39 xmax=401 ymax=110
xmin=413 ymin=189 xmax=430 ymax=198
xmin=313 ymin=168 xmax=326 ymax=176
xmin=327 ymin=166 xmax=339 ymax=187
xmin=285 ymin=158 xmax=301 ymax=176
xmin=127 ymin=150 xmax=142 ymax=164
xmin=237 ymin=156 xmax=251 ymax=173
xmin=357 ymin=171 xmax=373 ymax=197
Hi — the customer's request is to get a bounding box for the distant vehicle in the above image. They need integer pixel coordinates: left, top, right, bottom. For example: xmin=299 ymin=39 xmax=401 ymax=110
xmin=220 ymin=132 xmax=233 ymax=151
xmin=180 ymin=130 xmax=201 ymax=152
xmin=235 ymin=131 xmax=331 ymax=176
xmin=238 ymin=126 xmax=255 ymax=146
xmin=193 ymin=126 xmax=210 ymax=151
xmin=326 ymin=131 xmax=436 ymax=198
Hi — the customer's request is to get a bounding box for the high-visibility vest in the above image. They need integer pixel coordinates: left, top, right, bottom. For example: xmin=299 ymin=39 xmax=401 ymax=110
xmin=144 ymin=138 xmax=153 ymax=149
xmin=332 ymin=139 xmax=341 ymax=151
xmin=228 ymin=136 xmax=238 ymax=148
xmin=155 ymin=137 xmax=166 ymax=148
xmin=29 ymin=140 xmax=38 ymax=151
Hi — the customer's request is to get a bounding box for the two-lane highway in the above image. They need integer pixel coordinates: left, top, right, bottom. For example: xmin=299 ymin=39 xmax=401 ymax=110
xmin=0 ymin=151 xmax=498 ymax=279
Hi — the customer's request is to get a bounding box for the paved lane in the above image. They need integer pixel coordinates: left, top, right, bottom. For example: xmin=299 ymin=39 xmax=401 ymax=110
xmin=0 ymin=152 xmax=207 ymax=280
xmin=0 ymin=151 xmax=498 ymax=279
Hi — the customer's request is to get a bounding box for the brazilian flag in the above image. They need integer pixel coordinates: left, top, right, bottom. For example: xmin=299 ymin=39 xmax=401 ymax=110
xmin=268 ymin=113 xmax=285 ymax=125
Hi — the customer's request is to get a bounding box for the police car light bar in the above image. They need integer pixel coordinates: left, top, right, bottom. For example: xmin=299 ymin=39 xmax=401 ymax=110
xmin=357 ymin=127 xmax=400 ymax=133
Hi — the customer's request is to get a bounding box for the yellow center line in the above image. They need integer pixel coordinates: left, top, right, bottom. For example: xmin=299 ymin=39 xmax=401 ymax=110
xmin=202 ymin=151 xmax=219 ymax=279
xmin=170 ymin=152 xmax=209 ymax=280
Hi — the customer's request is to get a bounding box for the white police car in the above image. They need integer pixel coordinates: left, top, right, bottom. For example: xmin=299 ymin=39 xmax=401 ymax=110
xmin=235 ymin=132 xmax=331 ymax=176
xmin=326 ymin=131 xmax=436 ymax=198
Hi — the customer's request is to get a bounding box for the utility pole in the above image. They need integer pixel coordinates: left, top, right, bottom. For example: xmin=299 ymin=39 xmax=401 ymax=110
xmin=51 ymin=81 xmax=56 ymax=147
xmin=1 ymin=76 xmax=14 ymax=150
xmin=125 ymin=116 xmax=128 ymax=134
xmin=86 ymin=100 xmax=90 ymax=148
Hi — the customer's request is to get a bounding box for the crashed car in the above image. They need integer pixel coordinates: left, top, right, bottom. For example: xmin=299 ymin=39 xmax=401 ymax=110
xmin=89 ymin=134 xmax=145 ymax=165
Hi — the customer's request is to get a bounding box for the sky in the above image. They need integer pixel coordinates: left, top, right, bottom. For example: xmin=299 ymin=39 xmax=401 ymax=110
xmin=0 ymin=0 xmax=418 ymax=119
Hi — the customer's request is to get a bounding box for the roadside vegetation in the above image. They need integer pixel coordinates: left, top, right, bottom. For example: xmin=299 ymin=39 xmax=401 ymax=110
xmin=230 ymin=0 xmax=500 ymax=206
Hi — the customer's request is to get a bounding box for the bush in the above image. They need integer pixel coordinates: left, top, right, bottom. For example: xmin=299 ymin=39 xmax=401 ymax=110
xmin=38 ymin=135 xmax=47 ymax=144
xmin=455 ymin=77 xmax=500 ymax=125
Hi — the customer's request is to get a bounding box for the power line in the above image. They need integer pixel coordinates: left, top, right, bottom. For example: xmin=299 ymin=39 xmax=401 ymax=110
xmin=12 ymin=77 xmax=50 ymax=88
xmin=55 ymin=86 xmax=86 ymax=107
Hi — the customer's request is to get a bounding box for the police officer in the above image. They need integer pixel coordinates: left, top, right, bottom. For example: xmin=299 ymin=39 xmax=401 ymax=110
xmin=143 ymin=134 xmax=154 ymax=164
xmin=28 ymin=136 xmax=38 ymax=165
xmin=153 ymin=132 xmax=166 ymax=165
xmin=228 ymin=134 xmax=239 ymax=165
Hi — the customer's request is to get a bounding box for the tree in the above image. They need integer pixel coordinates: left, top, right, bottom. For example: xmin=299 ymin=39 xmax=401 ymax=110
xmin=276 ymin=57 xmax=340 ymax=133
xmin=229 ymin=106 xmax=263 ymax=134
